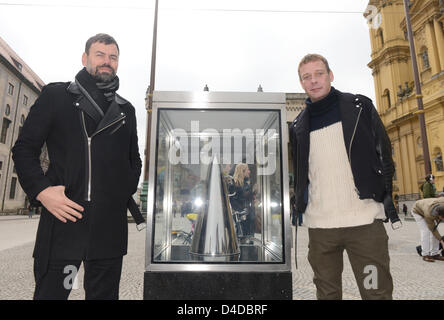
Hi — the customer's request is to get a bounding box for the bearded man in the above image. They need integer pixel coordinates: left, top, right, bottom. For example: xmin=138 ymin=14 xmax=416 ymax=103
xmin=12 ymin=33 xmax=142 ymax=300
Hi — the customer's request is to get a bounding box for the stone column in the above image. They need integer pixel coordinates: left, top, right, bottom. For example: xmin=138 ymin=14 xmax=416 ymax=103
xmin=433 ymin=18 xmax=444 ymax=72
xmin=425 ymin=20 xmax=441 ymax=75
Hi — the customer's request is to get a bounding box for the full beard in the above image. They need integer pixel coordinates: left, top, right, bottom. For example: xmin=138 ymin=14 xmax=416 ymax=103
xmin=87 ymin=65 xmax=116 ymax=82
xmin=93 ymin=70 xmax=116 ymax=82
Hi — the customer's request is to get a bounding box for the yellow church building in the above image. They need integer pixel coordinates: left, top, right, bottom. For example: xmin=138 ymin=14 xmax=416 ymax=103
xmin=366 ymin=0 xmax=444 ymax=201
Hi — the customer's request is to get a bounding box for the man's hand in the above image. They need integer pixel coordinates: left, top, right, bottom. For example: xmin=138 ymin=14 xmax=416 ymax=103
xmin=36 ymin=186 xmax=84 ymax=223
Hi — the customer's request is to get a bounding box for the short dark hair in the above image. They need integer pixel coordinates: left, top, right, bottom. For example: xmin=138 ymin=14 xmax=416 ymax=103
xmin=85 ymin=33 xmax=119 ymax=55
xmin=426 ymin=174 xmax=434 ymax=182
xmin=298 ymin=53 xmax=331 ymax=80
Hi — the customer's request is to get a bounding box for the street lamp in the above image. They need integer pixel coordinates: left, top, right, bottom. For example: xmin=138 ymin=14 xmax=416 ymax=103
xmin=141 ymin=0 xmax=159 ymax=213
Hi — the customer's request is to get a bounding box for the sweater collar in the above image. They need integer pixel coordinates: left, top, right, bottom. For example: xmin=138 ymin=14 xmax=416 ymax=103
xmin=305 ymin=87 xmax=339 ymax=117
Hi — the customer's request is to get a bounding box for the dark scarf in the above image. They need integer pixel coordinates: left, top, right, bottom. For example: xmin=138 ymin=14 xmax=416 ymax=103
xmin=75 ymin=68 xmax=119 ymax=113
xmin=306 ymin=86 xmax=338 ymax=116
xmin=305 ymin=87 xmax=341 ymax=132
xmin=96 ymin=76 xmax=120 ymax=103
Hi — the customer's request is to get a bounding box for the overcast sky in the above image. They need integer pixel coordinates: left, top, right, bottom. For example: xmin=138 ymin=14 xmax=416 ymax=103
xmin=0 ymin=0 xmax=377 ymax=178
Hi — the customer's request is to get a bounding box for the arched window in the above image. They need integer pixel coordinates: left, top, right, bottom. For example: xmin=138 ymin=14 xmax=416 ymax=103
xmin=417 ymin=137 xmax=423 ymax=150
xmin=378 ymin=29 xmax=384 ymax=47
xmin=433 ymin=148 xmax=443 ymax=172
xmin=383 ymin=89 xmax=391 ymax=109
xmin=393 ymin=162 xmax=397 ymax=181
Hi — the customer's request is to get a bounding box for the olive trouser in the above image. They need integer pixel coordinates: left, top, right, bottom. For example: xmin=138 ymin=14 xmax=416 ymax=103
xmin=307 ymin=220 xmax=393 ymax=300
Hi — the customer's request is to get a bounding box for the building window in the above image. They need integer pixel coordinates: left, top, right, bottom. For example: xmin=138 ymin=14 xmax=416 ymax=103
xmin=23 ymin=95 xmax=28 ymax=106
xmin=393 ymin=163 xmax=397 ymax=181
xmin=5 ymin=104 xmax=11 ymax=116
xmin=8 ymin=83 xmax=14 ymax=95
xmin=421 ymin=48 xmax=430 ymax=69
xmin=417 ymin=137 xmax=423 ymax=150
xmin=383 ymin=89 xmax=391 ymax=109
xmin=0 ymin=160 xmax=3 ymax=170
xmin=434 ymin=150 xmax=444 ymax=172
xmin=11 ymin=57 xmax=22 ymax=72
xmin=1 ymin=118 xmax=12 ymax=144
xmin=9 ymin=177 xmax=17 ymax=199
xmin=20 ymin=115 xmax=25 ymax=125
xmin=378 ymin=29 xmax=384 ymax=46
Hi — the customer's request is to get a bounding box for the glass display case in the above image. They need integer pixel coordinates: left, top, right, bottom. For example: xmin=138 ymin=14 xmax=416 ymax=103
xmin=144 ymin=91 xmax=292 ymax=299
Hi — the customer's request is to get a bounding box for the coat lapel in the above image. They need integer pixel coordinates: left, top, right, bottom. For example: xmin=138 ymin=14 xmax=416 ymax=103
xmin=294 ymin=108 xmax=310 ymax=142
xmin=67 ymin=81 xmax=103 ymax=125
xmin=337 ymin=91 xmax=362 ymax=156
xmin=67 ymin=80 xmax=127 ymax=136
xmin=94 ymin=99 xmax=126 ymax=135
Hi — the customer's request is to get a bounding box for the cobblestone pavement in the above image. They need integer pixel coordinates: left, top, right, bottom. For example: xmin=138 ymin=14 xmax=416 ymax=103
xmin=1 ymin=215 xmax=444 ymax=300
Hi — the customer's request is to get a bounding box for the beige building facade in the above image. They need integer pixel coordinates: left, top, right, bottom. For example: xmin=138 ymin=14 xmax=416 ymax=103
xmin=366 ymin=0 xmax=444 ymax=201
xmin=0 ymin=36 xmax=45 ymax=213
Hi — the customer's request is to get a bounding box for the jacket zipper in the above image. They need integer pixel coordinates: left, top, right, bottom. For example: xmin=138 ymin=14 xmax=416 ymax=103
xmin=348 ymin=107 xmax=362 ymax=166
xmin=87 ymin=137 xmax=92 ymax=201
xmin=349 ymin=107 xmax=362 ymax=196
xmin=81 ymin=112 xmax=126 ymax=201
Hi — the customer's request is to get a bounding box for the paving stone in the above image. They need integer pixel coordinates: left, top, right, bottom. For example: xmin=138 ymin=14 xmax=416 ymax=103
xmin=1 ymin=216 xmax=444 ymax=300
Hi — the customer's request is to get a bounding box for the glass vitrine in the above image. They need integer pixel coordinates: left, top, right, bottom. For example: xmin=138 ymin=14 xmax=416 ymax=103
xmin=145 ymin=91 xmax=291 ymax=273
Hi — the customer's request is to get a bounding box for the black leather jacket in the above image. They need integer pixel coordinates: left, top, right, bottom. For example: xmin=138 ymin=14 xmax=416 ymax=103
xmin=289 ymin=89 xmax=400 ymax=225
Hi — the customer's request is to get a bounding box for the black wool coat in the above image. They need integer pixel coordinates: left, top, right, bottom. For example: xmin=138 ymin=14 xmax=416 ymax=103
xmin=12 ymin=80 xmax=142 ymax=264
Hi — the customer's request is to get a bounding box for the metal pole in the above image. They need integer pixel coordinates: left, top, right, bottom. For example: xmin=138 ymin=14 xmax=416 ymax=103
xmin=144 ymin=0 xmax=159 ymax=182
xmin=403 ymin=0 xmax=431 ymax=175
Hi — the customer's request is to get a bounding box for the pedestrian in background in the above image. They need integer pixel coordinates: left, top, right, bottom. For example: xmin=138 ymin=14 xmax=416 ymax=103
xmin=411 ymin=197 xmax=444 ymax=262
xmin=28 ymin=205 xmax=35 ymax=219
xmin=402 ymin=203 xmax=408 ymax=217
xmin=421 ymin=174 xmax=437 ymax=198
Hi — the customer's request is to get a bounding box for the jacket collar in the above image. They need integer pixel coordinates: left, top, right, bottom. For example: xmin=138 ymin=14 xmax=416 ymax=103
xmin=336 ymin=89 xmax=364 ymax=151
xmin=293 ymin=107 xmax=310 ymax=139
xmin=67 ymin=80 xmax=128 ymax=134
xmin=95 ymin=99 xmax=125 ymax=134
xmin=293 ymin=89 xmax=364 ymax=150
xmin=67 ymin=80 xmax=128 ymax=106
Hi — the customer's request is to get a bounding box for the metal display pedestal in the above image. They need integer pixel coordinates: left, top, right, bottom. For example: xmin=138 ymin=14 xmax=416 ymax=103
xmin=144 ymin=271 xmax=292 ymax=300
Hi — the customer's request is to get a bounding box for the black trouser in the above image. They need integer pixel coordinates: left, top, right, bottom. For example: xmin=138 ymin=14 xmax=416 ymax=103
xmin=33 ymin=257 xmax=123 ymax=300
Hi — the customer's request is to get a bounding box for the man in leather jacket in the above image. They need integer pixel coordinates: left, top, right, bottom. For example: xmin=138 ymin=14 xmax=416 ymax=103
xmin=12 ymin=34 xmax=142 ymax=300
xmin=289 ymin=54 xmax=401 ymax=300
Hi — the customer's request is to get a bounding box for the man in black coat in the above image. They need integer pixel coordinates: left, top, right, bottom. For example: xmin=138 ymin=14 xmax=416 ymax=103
xmin=12 ymin=33 xmax=142 ymax=300
xmin=289 ymin=54 xmax=401 ymax=300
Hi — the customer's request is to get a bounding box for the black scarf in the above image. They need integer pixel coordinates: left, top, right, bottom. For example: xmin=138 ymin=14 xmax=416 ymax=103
xmin=75 ymin=68 xmax=119 ymax=113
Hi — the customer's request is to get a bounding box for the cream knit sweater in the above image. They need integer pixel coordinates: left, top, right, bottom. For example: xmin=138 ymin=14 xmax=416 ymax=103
xmin=304 ymin=122 xmax=385 ymax=228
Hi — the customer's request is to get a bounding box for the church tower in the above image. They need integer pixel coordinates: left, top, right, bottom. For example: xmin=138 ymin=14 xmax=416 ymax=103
xmin=366 ymin=0 xmax=444 ymax=200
